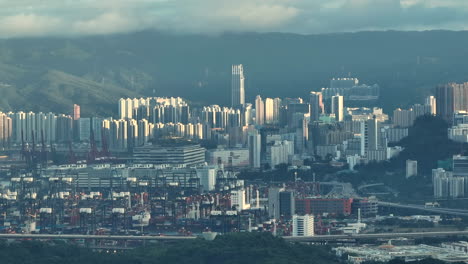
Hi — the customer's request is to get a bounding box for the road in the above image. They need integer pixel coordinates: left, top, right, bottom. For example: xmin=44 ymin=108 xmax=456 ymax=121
xmin=378 ymin=201 xmax=468 ymax=216
xmin=0 ymin=233 xmax=197 ymax=241
xmin=1 ymin=230 xmax=468 ymax=243
xmin=284 ymin=230 xmax=468 ymax=242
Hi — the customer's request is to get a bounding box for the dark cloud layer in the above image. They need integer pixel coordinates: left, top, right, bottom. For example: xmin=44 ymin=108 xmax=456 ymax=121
xmin=0 ymin=0 xmax=467 ymax=37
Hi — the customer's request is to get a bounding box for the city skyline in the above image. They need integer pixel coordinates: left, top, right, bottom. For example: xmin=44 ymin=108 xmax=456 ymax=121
xmin=3 ymin=2 xmax=468 ymax=263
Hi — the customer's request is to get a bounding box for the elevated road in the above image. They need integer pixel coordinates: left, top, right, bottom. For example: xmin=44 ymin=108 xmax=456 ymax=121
xmin=284 ymin=230 xmax=468 ymax=242
xmin=358 ymin=183 xmax=384 ymax=191
xmin=0 ymin=231 xmax=467 ymax=243
xmin=0 ymin=233 xmax=196 ymax=241
xmin=378 ymin=201 xmax=468 ymax=216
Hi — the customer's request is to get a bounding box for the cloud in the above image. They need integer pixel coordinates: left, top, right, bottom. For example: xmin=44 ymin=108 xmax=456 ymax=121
xmin=72 ymin=12 xmax=144 ymax=35
xmin=0 ymin=0 xmax=468 ymax=37
xmin=0 ymin=14 xmax=62 ymax=37
xmin=151 ymin=0 xmax=300 ymax=33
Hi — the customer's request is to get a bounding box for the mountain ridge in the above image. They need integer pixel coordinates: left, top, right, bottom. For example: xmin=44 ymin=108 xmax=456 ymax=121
xmin=1 ymin=30 xmax=468 ymax=115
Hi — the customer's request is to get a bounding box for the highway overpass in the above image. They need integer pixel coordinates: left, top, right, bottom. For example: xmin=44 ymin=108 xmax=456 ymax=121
xmin=378 ymin=201 xmax=468 ymax=216
xmin=0 ymin=233 xmax=196 ymax=241
xmin=284 ymin=230 xmax=468 ymax=242
xmin=1 ymin=230 xmax=468 ymax=243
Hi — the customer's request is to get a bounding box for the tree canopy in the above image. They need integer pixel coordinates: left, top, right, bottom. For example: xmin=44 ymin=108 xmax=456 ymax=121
xmin=0 ymin=233 xmax=340 ymax=264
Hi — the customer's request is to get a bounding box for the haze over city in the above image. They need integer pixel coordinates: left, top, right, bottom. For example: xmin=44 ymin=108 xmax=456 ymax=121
xmin=2 ymin=1 xmax=468 ymax=264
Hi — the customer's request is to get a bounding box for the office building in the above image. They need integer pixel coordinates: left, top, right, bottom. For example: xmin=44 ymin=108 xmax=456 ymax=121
xmin=127 ymin=119 xmax=138 ymax=149
xmin=73 ymin=104 xmax=81 ymax=120
xmin=394 ymin=104 xmax=431 ymax=128
xmin=137 ymin=119 xmax=151 ymax=146
xmin=12 ymin=111 xmax=26 ymax=143
xmin=78 ymin=118 xmax=91 ymax=142
xmin=448 ymin=124 xmax=468 ymax=142
xmin=56 ymin=114 xmax=73 ymax=143
xmin=255 ymin=95 xmax=265 ymax=125
xmin=351 ymin=198 xmax=378 ymax=217
xmin=268 ymin=187 xmax=299 ymax=220
xmin=433 ymin=168 xmax=450 ymax=198
xmin=248 ymin=131 xmax=261 ymax=168
xmin=453 ymin=111 xmax=468 ymax=126
xmin=322 ymin=78 xmax=379 ymax=101
xmin=432 ymin=168 xmax=465 ymax=198
xmin=273 ymin=98 xmax=282 ymax=124
xmin=346 ymin=107 xmax=389 ymax=123
xmin=436 ymin=82 xmax=468 ymax=122
xmin=132 ymin=144 xmax=206 ymax=166
xmin=231 ymin=64 xmax=245 ymax=109
xmin=206 ymin=148 xmax=250 ymax=168
xmin=243 ymin=103 xmax=254 ymax=126
xmin=450 ymin=176 xmax=465 ymax=198
xmin=261 ymin=97 xmax=282 ymax=125
xmin=331 ymin=94 xmax=344 ymax=122
xmin=279 ymin=191 xmax=295 ymax=219
xmin=0 ymin=112 xmax=12 ymax=148
xmin=453 ymin=155 xmax=468 ymax=177
xmin=330 ymin=78 xmax=359 ymax=89
xmin=119 ymin=97 xmax=189 ymax=122
xmin=308 ymin=122 xmax=353 ymax=155
xmin=412 ymin=104 xmax=432 ymax=117
xmin=264 ymin=98 xmax=274 ymax=124
xmin=295 ymin=198 xmax=353 ymax=216
xmin=268 ymin=140 xmax=294 ymax=168
xmin=25 ymin=111 xmax=35 ymax=142
xmin=89 ymin=117 xmax=103 ymax=144
xmin=347 ymin=154 xmax=365 ymax=170
xmin=309 ymin=92 xmax=324 ymax=121
xmin=196 ymin=166 xmax=217 ymax=192
xmin=292 ymin=214 xmax=314 ymax=237
xmin=382 ymin=126 xmax=408 ymax=143
xmin=119 ymin=98 xmax=132 ymax=119
xmin=393 ymin=108 xmax=415 ymax=127
xmin=117 ymin=119 xmax=128 ymax=150
xmin=406 ymin=160 xmax=418 ymax=178
xmin=286 ymin=103 xmax=310 ymax=131
xmin=201 ymin=106 xmax=241 ymax=129
xmin=268 ymin=187 xmax=282 ymax=219
xmin=316 ymin=145 xmax=338 ymax=160
xmin=231 ymin=189 xmax=250 ymax=211
xmin=360 ymin=117 xmax=380 ymax=156
xmin=426 ymin=96 xmax=437 ymax=115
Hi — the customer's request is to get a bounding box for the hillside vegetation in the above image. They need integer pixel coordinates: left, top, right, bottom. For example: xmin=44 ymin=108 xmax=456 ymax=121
xmin=0 ymin=233 xmax=339 ymax=264
xmin=2 ymin=30 xmax=468 ymax=115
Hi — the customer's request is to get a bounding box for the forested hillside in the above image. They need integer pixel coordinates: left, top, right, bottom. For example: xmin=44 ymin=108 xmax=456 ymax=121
xmin=1 ymin=30 xmax=468 ymax=115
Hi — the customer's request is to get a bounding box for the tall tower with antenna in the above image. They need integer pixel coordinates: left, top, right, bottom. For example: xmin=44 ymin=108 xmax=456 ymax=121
xmin=231 ymin=64 xmax=245 ymax=109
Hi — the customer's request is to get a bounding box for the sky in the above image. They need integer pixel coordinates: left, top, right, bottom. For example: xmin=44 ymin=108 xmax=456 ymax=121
xmin=0 ymin=0 xmax=467 ymax=37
